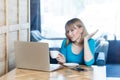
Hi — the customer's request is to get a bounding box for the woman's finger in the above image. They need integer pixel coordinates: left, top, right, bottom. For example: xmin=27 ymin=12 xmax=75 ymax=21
xmin=90 ymin=29 xmax=99 ymax=37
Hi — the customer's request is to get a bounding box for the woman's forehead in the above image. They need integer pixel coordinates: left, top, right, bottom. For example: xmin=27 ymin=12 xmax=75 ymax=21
xmin=66 ymin=24 xmax=78 ymax=30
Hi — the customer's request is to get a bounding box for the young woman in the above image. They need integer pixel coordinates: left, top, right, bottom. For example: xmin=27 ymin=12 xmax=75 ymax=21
xmin=56 ymin=18 xmax=98 ymax=66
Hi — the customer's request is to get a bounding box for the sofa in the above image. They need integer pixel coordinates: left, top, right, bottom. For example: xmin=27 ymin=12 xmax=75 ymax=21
xmin=94 ymin=36 xmax=109 ymax=66
xmin=31 ymin=30 xmax=109 ymax=66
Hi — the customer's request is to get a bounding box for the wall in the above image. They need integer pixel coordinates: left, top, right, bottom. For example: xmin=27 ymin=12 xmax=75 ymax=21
xmin=0 ymin=0 xmax=30 ymax=76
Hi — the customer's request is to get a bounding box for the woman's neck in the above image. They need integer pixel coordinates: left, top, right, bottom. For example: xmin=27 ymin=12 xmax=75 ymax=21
xmin=72 ymin=42 xmax=83 ymax=54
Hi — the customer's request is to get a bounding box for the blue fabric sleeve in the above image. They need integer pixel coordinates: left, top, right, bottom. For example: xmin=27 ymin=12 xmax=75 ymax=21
xmin=85 ymin=39 xmax=96 ymax=66
xmin=60 ymin=39 xmax=67 ymax=58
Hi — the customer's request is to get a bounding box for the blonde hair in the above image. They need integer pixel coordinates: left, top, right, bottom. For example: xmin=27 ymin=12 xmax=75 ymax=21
xmin=65 ymin=18 xmax=88 ymax=45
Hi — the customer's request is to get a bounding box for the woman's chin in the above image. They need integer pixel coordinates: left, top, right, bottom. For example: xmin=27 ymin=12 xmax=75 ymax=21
xmin=71 ymin=40 xmax=76 ymax=42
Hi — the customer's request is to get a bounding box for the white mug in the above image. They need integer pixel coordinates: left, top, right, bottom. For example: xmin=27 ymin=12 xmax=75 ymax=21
xmin=50 ymin=50 xmax=59 ymax=59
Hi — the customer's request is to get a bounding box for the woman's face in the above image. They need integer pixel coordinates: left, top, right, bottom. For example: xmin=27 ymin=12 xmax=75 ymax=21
xmin=66 ymin=24 xmax=83 ymax=42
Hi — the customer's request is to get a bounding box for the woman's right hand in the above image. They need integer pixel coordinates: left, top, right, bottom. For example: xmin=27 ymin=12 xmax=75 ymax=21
xmin=56 ymin=53 xmax=65 ymax=64
xmin=84 ymin=29 xmax=99 ymax=40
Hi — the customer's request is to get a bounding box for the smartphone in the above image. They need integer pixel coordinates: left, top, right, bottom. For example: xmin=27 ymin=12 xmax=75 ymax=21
xmin=71 ymin=66 xmax=85 ymax=72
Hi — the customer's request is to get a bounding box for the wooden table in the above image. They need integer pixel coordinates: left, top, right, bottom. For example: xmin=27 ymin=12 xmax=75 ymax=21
xmin=0 ymin=65 xmax=106 ymax=80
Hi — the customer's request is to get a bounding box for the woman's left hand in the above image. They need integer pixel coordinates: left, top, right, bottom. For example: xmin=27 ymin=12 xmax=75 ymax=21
xmin=84 ymin=29 xmax=99 ymax=40
xmin=56 ymin=53 xmax=65 ymax=64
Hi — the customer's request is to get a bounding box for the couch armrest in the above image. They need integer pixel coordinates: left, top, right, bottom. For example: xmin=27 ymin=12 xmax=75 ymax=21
xmin=96 ymin=52 xmax=105 ymax=66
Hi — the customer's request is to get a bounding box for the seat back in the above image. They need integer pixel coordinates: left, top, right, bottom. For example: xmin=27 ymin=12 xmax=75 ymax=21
xmin=30 ymin=30 xmax=45 ymax=42
xmin=94 ymin=37 xmax=109 ymax=66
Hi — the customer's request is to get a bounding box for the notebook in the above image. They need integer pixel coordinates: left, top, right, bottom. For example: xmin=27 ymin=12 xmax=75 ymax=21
xmin=14 ymin=41 xmax=62 ymax=71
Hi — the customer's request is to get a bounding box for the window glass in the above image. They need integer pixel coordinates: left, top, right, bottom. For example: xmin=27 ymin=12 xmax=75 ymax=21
xmin=41 ymin=0 xmax=120 ymax=40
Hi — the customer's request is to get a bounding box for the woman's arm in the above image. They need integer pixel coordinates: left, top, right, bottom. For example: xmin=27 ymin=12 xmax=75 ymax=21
xmin=56 ymin=39 xmax=67 ymax=64
xmin=84 ymin=39 xmax=95 ymax=66
xmin=84 ymin=29 xmax=98 ymax=66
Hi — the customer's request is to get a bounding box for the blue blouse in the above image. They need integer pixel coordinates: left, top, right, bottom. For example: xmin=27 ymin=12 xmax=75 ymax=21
xmin=60 ymin=38 xmax=95 ymax=66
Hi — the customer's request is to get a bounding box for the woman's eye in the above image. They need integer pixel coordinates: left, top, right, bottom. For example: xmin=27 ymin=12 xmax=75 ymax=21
xmin=66 ymin=31 xmax=69 ymax=33
xmin=71 ymin=29 xmax=74 ymax=32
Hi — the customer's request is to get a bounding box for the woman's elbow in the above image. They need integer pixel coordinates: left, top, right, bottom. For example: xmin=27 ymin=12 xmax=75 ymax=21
xmin=85 ymin=59 xmax=95 ymax=66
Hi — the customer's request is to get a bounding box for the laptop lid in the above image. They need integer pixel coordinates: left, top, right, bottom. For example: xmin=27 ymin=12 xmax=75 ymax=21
xmin=14 ymin=41 xmax=52 ymax=71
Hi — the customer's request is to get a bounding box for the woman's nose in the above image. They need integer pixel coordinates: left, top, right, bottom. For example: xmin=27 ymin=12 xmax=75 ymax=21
xmin=68 ymin=31 xmax=72 ymax=36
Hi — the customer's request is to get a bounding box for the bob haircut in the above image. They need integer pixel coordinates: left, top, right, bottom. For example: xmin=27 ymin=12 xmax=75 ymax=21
xmin=65 ymin=18 xmax=88 ymax=45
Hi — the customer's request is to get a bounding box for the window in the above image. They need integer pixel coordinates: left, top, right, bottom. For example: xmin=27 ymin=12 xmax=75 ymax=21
xmin=40 ymin=0 xmax=120 ymax=40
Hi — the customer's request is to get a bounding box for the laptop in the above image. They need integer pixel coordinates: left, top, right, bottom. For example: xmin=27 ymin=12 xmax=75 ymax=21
xmin=14 ymin=41 xmax=62 ymax=71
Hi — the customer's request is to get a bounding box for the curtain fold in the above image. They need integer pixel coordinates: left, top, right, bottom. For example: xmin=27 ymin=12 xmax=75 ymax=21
xmin=30 ymin=0 xmax=41 ymax=32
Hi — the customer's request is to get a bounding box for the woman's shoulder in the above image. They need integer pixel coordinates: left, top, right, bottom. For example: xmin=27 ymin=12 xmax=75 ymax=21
xmin=88 ymin=38 xmax=95 ymax=44
xmin=89 ymin=38 xmax=95 ymax=41
xmin=62 ymin=38 xmax=67 ymax=42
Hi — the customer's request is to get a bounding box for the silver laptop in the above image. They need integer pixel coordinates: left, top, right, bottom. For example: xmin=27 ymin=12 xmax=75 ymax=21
xmin=14 ymin=41 xmax=62 ymax=71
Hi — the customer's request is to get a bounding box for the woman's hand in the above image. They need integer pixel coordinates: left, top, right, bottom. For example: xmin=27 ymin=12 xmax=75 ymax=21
xmin=84 ymin=29 xmax=99 ymax=40
xmin=56 ymin=53 xmax=65 ymax=64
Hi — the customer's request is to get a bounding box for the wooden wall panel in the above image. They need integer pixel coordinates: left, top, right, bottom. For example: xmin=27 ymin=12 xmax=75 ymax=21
xmin=19 ymin=24 xmax=29 ymax=41
xmin=19 ymin=29 xmax=28 ymax=41
xmin=0 ymin=27 xmax=7 ymax=34
xmin=0 ymin=34 xmax=6 ymax=76
xmin=0 ymin=0 xmax=5 ymax=26
xmin=7 ymin=31 xmax=18 ymax=71
xmin=19 ymin=0 xmax=27 ymax=23
xmin=0 ymin=0 xmax=30 ymax=76
xmin=7 ymin=0 xmax=18 ymax=25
